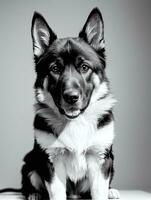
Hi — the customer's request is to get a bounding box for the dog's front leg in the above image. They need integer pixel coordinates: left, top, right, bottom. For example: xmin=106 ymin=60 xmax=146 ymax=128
xmin=45 ymin=158 xmax=66 ymax=200
xmin=87 ymin=156 xmax=109 ymax=200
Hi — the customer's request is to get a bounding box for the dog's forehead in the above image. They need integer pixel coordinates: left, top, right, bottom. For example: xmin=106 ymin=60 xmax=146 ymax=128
xmin=48 ymin=38 xmax=100 ymax=64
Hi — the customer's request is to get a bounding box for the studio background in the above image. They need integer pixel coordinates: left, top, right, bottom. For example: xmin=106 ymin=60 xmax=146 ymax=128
xmin=0 ymin=0 xmax=151 ymax=191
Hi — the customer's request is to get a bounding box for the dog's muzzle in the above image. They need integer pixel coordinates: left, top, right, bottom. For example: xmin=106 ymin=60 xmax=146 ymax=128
xmin=61 ymin=89 xmax=81 ymax=119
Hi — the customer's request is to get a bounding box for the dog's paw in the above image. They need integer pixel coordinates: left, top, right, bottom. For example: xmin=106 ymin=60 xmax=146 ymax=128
xmin=108 ymin=188 xmax=120 ymax=199
xmin=28 ymin=193 xmax=41 ymax=200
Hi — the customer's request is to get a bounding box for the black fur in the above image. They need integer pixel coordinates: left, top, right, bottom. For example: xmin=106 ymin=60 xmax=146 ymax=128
xmin=97 ymin=110 xmax=114 ymax=128
xmin=102 ymin=146 xmax=114 ymax=184
xmin=66 ymin=178 xmax=91 ymax=199
xmin=34 ymin=114 xmax=54 ymax=134
xmin=21 ymin=142 xmax=54 ymax=199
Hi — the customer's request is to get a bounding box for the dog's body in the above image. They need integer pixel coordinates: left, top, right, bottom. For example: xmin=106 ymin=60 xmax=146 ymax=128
xmin=21 ymin=8 xmax=119 ymax=200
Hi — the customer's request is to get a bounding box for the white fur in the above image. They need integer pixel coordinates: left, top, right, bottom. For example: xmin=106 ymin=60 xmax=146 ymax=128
xmin=87 ymin=156 xmax=109 ymax=200
xmin=33 ymin=24 xmax=50 ymax=57
xmin=90 ymin=80 xmax=109 ymax=104
xmin=108 ymin=188 xmax=120 ymax=199
xmin=33 ymin=25 xmax=43 ymax=57
xmin=39 ymin=28 xmax=50 ymax=45
xmin=45 ymin=158 xmax=66 ymax=200
xmin=85 ymin=20 xmax=105 ymax=49
xmin=35 ymin=88 xmax=45 ymax=102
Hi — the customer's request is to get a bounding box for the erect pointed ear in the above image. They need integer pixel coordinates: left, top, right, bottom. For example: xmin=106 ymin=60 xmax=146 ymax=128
xmin=31 ymin=12 xmax=57 ymax=59
xmin=79 ymin=7 xmax=105 ymax=50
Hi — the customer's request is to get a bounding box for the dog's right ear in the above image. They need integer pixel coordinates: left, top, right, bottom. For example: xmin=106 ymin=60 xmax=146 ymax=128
xmin=79 ymin=8 xmax=105 ymax=50
xmin=31 ymin=12 xmax=57 ymax=60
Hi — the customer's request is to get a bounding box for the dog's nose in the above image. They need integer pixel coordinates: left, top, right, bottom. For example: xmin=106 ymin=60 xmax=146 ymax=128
xmin=63 ymin=90 xmax=79 ymax=104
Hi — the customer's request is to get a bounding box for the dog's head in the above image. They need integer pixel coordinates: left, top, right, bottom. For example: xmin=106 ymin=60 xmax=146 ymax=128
xmin=32 ymin=8 xmax=108 ymax=119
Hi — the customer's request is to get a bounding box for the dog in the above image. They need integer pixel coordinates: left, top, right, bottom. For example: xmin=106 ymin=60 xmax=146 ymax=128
xmin=21 ymin=7 xmax=120 ymax=200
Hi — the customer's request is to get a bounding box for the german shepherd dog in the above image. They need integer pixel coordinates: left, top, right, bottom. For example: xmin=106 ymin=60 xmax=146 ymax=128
xmin=21 ymin=8 xmax=120 ymax=200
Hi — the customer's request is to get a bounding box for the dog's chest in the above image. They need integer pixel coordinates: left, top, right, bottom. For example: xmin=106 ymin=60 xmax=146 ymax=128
xmin=58 ymin=116 xmax=96 ymax=153
xmin=57 ymin=118 xmax=96 ymax=181
xmin=36 ymin=115 xmax=114 ymax=182
xmin=64 ymin=150 xmax=87 ymax=182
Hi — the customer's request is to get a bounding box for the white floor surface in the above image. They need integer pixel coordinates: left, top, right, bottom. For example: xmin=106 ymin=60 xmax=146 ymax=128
xmin=0 ymin=190 xmax=151 ymax=200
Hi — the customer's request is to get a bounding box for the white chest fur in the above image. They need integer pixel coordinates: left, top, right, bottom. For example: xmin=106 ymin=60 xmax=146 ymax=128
xmin=59 ymin=116 xmax=96 ymax=153
xmin=35 ymin=115 xmax=114 ymax=182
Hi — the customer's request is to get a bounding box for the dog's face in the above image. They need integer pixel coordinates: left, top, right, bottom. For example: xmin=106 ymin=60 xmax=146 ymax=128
xmin=32 ymin=8 xmax=107 ymax=119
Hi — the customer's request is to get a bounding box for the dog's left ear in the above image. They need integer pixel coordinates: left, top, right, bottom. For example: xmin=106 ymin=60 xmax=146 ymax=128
xmin=31 ymin=12 xmax=57 ymax=60
xmin=79 ymin=8 xmax=105 ymax=50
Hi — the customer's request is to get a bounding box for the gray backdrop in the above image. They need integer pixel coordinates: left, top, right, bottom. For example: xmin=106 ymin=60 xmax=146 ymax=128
xmin=0 ymin=0 xmax=151 ymax=191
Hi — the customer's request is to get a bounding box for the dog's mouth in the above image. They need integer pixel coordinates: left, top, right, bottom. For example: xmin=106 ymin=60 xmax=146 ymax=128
xmin=64 ymin=109 xmax=81 ymax=119
xmin=59 ymin=107 xmax=81 ymax=119
xmin=59 ymin=99 xmax=89 ymax=120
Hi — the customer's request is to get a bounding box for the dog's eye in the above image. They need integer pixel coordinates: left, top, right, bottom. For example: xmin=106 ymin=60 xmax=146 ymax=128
xmin=79 ymin=64 xmax=90 ymax=73
xmin=50 ymin=64 xmax=62 ymax=74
